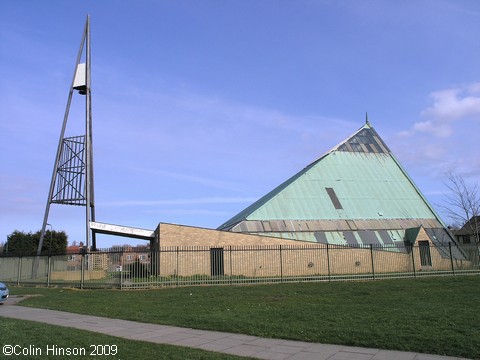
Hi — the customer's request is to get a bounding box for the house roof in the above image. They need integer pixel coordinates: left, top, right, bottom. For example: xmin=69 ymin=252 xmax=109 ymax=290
xmin=456 ymin=216 xmax=480 ymax=236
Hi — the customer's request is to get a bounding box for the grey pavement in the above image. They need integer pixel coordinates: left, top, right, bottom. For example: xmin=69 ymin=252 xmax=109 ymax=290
xmin=0 ymin=296 xmax=471 ymax=360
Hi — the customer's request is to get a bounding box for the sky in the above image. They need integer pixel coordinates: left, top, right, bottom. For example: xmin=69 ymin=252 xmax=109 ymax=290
xmin=1 ymin=0 xmax=480 ymax=248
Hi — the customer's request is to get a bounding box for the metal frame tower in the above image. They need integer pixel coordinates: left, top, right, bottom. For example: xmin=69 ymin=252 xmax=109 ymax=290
xmin=37 ymin=15 xmax=96 ymax=254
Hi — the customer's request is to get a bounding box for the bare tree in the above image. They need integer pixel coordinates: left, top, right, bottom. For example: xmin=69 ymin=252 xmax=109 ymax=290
xmin=439 ymin=172 xmax=480 ymax=243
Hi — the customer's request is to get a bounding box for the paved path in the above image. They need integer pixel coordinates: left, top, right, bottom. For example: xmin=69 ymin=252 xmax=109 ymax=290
xmin=0 ymin=297 xmax=470 ymax=360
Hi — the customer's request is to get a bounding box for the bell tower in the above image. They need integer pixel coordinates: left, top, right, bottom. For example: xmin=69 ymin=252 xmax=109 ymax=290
xmin=37 ymin=15 xmax=96 ymax=254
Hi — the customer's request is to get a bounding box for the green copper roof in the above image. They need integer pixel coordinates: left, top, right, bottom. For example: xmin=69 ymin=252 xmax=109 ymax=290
xmin=247 ymin=151 xmax=437 ymax=221
xmin=218 ymin=123 xmax=444 ymax=231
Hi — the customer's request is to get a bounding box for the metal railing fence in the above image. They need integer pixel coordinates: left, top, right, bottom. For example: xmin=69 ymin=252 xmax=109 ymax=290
xmin=1 ymin=243 xmax=478 ymax=289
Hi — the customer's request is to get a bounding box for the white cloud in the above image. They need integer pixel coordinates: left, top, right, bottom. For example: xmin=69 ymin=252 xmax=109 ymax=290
xmin=99 ymin=197 xmax=258 ymax=208
xmin=397 ymin=82 xmax=480 ymax=141
xmin=421 ymin=83 xmax=480 ymax=122
xmin=143 ymin=209 xmax=234 ymax=217
xmin=129 ymin=168 xmax=245 ymax=193
xmin=392 ymin=82 xmax=480 ymax=180
xmin=412 ymin=120 xmax=452 ymax=138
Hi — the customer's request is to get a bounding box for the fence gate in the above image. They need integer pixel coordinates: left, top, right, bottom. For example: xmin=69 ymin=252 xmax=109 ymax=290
xmin=210 ymin=248 xmax=224 ymax=276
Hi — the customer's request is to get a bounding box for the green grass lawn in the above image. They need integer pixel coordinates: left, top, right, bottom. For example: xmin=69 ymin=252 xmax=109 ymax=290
xmin=0 ymin=318 xmax=250 ymax=360
xmin=9 ymin=276 xmax=480 ymax=359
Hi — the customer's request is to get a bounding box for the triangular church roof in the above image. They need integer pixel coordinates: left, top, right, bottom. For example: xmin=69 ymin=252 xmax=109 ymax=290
xmin=218 ymin=122 xmax=455 ymax=249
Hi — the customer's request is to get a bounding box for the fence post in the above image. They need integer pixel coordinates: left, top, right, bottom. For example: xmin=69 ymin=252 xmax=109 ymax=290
xmin=370 ymin=244 xmax=375 ymax=280
xmin=229 ymin=246 xmax=233 ymax=285
xmin=176 ymin=247 xmax=179 ymax=286
xmin=120 ymin=257 xmax=123 ymax=290
xmin=477 ymin=242 xmax=480 ymax=269
xmin=157 ymin=249 xmax=161 ymax=280
xmin=411 ymin=245 xmax=416 ymax=278
xmin=449 ymin=243 xmax=455 ymax=275
xmin=279 ymin=245 xmax=283 ymax=282
xmin=80 ymin=254 xmax=84 ymax=289
xmin=17 ymin=257 xmax=22 ymax=286
xmin=47 ymin=256 xmax=51 ymax=287
xmin=326 ymin=244 xmax=331 ymax=282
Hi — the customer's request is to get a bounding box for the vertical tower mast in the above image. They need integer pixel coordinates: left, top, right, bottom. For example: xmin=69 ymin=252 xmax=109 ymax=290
xmin=85 ymin=15 xmax=96 ymax=251
xmin=37 ymin=15 xmax=96 ymax=255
